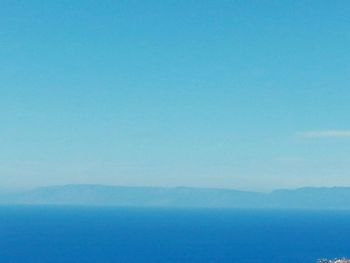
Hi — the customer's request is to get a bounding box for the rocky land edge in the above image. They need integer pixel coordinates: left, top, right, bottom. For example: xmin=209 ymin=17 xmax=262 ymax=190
xmin=318 ymin=259 xmax=350 ymax=262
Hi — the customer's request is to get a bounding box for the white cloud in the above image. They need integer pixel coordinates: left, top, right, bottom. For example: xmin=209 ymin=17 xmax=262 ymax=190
xmin=297 ymin=130 xmax=350 ymax=138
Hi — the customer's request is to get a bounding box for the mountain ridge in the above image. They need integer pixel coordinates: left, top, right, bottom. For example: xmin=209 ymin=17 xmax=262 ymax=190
xmin=1 ymin=184 xmax=350 ymax=209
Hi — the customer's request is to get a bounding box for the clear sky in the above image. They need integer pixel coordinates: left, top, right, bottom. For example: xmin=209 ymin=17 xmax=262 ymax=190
xmin=1 ymin=0 xmax=350 ymax=191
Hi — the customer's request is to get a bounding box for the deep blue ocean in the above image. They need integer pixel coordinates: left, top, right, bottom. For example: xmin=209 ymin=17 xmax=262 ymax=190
xmin=1 ymin=206 xmax=350 ymax=262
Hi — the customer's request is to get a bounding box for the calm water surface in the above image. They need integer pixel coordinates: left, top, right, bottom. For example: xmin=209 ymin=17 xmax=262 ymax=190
xmin=0 ymin=206 xmax=350 ymax=262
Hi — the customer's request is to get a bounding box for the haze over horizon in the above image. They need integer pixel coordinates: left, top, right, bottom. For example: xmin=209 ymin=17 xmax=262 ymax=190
xmin=5 ymin=183 xmax=350 ymax=194
xmin=1 ymin=1 xmax=350 ymax=191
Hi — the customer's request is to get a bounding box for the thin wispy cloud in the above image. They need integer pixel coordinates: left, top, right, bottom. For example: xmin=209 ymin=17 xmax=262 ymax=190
xmin=297 ymin=130 xmax=350 ymax=138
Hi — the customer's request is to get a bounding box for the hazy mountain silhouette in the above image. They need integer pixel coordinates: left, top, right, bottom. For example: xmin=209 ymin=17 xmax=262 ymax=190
xmin=1 ymin=184 xmax=350 ymax=209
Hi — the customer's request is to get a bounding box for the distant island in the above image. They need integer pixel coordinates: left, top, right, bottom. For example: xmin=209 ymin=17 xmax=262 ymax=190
xmin=1 ymin=184 xmax=350 ymax=209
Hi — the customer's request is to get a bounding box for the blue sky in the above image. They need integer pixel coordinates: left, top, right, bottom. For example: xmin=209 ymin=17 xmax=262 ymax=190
xmin=1 ymin=0 xmax=350 ymax=190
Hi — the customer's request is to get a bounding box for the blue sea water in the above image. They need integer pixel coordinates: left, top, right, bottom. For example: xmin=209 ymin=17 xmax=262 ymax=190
xmin=1 ymin=206 xmax=350 ymax=262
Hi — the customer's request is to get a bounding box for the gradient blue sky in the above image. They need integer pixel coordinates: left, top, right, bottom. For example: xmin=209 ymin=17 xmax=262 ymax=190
xmin=1 ymin=0 xmax=350 ymax=190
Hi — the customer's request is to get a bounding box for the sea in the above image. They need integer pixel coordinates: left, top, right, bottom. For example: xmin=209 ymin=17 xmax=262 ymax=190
xmin=1 ymin=206 xmax=349 ymax=263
